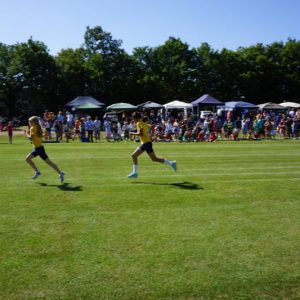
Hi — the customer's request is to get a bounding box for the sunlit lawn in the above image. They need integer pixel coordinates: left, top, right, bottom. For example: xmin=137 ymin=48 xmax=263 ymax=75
xmin=0 ymin=134 xmax=299 ymax=299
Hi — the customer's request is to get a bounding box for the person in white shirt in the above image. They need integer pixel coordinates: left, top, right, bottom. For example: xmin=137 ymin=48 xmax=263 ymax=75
xmin=165 ymin=119 xmax=174 ymax=140
xmin=85 ymin=116 xmax=95 ymax=142
xmin=94 ymin=116 xmax=102 ymax=142
xmin=66 ymin=111 xmax=74 ymax=131
xmin=103 ymin=118 xmax=112 ymax=142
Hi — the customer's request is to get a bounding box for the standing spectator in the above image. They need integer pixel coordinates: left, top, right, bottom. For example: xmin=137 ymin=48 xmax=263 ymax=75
xmin=4 ymin=121 xmax=14 ymax=144
xmin=278 ymin=117 xmax=286 ymax=139
xmin=264 ymin=118 xmax=272 ymax=139
xmin=94 ymin=116 xmax=102 ymax=142
xmin=285 ymin=116 xmax=293 ymax=139
xmin=292 ymin=116 xmax=300 ymax=139
xmin=270 ymin=119 xmax=277 ymax=139
xmin=66 ymin=111 xmax=74 ymax=131
xmin=234 ymin=117 xmax=242 ymax=136
xmin=80 ymin=118 xmax=86 ymax=141
xmin=85 ymin=116 xmax=95 ymax=142
xmin=223 ymin=119 xmax=234 ymax=140
xmin=165 ymin=120 xmax=174 ymax=140
xmin=226 ymin=110 xmax=232 ymax=121
xmin=288 ymin=109 xmax=295 ymax=119
xmin=241 ymin=118 xmax=249 ymax=139
xmin=73 ymin=118 xmax=80 ymax=140
xmin=254 ymin=115 xmax=265 ymax=139
xmin=173 ymin=119 xmax=180 ymax=139
xmin=44 ymin=120 xmax=52 ymax=140
xmin=103 ymin=118 xmax=112 ymax=142
xmin=56 ymin=111 xmax=64 ymax=123
xmin=214 ymin=117 xmax=223 ymax=139
xmin=54 ymin=120 xmax=62 ymax=142
xmin=203 ymin=118 xmax=210 ymax=138
xmin=122 ymin=121 xmax=130 ymax=141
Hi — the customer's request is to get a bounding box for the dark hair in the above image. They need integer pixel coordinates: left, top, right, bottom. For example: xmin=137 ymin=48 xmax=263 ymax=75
xmin=132 ymin=112 xmax=141 ymax=120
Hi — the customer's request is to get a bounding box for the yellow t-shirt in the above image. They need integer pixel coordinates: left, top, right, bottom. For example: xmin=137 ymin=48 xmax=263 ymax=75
xmin=30 ymin=126 xmax=43 ymax=148
xmin=136 ymin=121 xmax=151 ymax=144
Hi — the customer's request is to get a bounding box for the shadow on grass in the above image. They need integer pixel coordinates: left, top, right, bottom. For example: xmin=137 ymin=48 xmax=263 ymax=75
xmin=132 ymin=181 xmax=203 ymax=190
xmin=37 ymin=182 xmax=82 ymax=192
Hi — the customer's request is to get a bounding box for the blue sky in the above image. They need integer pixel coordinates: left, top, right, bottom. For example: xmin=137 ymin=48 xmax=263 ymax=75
xmin=0 ymin=0 xmax=299 ymax=55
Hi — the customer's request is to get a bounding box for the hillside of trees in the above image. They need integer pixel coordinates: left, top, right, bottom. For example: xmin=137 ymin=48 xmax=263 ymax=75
xmin=0 ymin=26 xmax=299 ymax=117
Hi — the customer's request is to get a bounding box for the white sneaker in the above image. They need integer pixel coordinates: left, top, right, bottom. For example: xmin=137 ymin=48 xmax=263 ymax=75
xmin=32 ymin=171 xmax=41 ymax=179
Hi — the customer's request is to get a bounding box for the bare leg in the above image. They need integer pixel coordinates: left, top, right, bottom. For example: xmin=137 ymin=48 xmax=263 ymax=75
xmin=147 ymin=151 xmax=164 ymax=163
xmin=44 ymin=158 xmax=62 ymax=175
xmin=127 ymin=148 xmax=143 ymax=177
xmin=131 ymin=148 xmax=144 ymax=165
xmin=148 ymin=151 xmax=177 ymax=171
xmin=25 ymin=154 xmax=39 ymax=172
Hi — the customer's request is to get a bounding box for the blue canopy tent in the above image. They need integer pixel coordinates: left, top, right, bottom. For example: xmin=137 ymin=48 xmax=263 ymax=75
xmin=191 ymin=94 xmax=224 ymax=117
xmin=217 ymin=101 xmax=258 ymax=119
xmin=224 ymin=101 xmax=258 ymax=109
xmin=191 ymin=94 xmax=224 ymax=106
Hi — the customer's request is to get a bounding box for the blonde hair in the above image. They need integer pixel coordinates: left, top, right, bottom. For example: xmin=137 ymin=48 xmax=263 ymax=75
xmin=29 ymin=116 xmax=43 ymax=138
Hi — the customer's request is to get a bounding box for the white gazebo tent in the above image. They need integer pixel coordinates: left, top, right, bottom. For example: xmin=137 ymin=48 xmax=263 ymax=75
xmin=163 ymin=100 xmax=193 ymax=119
xmin=279 ymin=102 xmax=300 ymax=108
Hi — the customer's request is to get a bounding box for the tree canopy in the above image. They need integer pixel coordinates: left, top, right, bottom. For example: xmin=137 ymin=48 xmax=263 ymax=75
xmin=0 ymin=26 xmax=299 ymax=117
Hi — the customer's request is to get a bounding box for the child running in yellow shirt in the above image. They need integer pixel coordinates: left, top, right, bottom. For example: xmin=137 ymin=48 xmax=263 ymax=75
xmin=25 ymin=116 xmax=65 ymax=182
xmin=127 ymin=112 xmax=177 ymax=178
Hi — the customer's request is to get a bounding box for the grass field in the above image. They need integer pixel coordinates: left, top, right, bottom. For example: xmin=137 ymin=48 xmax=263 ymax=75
xmin=0 ymin=134 xmax=299 ymax=299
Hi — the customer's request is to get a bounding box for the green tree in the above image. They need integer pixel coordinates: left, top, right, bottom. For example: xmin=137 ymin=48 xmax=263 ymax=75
xmin=280 ymin=39 xmax=300 ymax=101
xmin=149 ymin=37 xmax=197 ymax=102
xmin=237 ymin=43 xmax=285 ymax=103
xmin=214 ymin=48 xmax=243 ymax=100
xmin=5 ymin=38 xmax=58 ymax=116
xmin=0 ymin=43 xmax=12 ymax=115
xmin=131 ymin=46 xmax=162 ymax=102
xmin=55 ymin=48 xmax=87 ymax=104
xmin=194 ymin=43 xmax=222 ymax=99
xmin=83 ymin=26 xmax=134 ymax=104
xmin=83 ymin=26 xmax=122 ymax=56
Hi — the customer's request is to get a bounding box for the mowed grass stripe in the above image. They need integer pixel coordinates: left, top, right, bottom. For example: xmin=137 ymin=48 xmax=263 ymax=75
xmin=0 ymin=137 xmax=299 ymax=299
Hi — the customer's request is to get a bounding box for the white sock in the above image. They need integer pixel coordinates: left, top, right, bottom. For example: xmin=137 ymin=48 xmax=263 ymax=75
xmin=164 ymin=159 xmax=172 ymax=166
xmin=133 ymin=164 xmax=137 ymax=173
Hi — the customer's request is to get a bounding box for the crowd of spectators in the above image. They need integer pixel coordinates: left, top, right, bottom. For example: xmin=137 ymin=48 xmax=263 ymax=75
xmin=38 ymin=107 xmax=300 ymax=143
